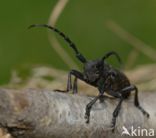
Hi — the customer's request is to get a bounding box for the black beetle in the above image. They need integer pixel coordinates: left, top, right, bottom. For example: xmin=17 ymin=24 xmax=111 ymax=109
xmin=29 ymin=24 xmax=149 ymax=131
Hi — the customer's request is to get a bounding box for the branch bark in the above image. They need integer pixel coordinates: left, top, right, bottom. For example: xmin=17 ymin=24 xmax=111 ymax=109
xmin=0 ymin=89 xmax=155 ymax=138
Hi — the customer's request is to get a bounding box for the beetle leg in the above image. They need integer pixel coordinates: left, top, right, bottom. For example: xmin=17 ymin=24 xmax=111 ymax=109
xmin=111 ymin=97 xmax=123 ymax=132
xmin=109 ymin=85 xmax=149 ymax=131
xmin=132 ymin=85 xmax=150 ymax=118
xmin=106 ymin=91 xmax=123 ymax=131
xmin=73 ymin=77 xmax=78 ymax=94
xmin=54 ymin=70 xmax=84 ymax=94
xmin=54 ymin=71 xmax=72 ymax=92
xmin=119 ymin=85 xmax=149 ymax=118
xmin=85 ymin=95 xmax=101 ymax=123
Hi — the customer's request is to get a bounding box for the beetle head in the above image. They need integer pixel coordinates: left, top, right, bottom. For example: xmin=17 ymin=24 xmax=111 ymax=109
xmin=83 ymin=59 xmax=103 ymax=82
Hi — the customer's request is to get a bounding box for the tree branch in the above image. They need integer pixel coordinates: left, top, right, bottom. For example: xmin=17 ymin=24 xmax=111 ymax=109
xmin=0 ymin=89 xmax=155 ymax=138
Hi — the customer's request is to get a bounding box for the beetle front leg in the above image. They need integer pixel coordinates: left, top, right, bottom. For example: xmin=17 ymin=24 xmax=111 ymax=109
xmin=73 ymin=77 xmax=78 ymax=94
xmin=106 ymin=90 xmax=123 ymax=132
xmin=54 ymin=71 xmax=72 ymax=92
xmin=85 ymin=95 xmax=101 ymax=123
xmin=54 ymin=70 xmax=84 ymax=94
xmin=111 ymin=97 xmax=123 ymax=132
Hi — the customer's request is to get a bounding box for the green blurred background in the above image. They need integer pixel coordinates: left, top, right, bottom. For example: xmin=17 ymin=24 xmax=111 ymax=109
xmin=0 ymin=0 xmax=156 ymax=84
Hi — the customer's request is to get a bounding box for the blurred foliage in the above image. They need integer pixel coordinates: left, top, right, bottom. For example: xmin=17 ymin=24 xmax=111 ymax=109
xmin=5 ymin=65 xmax=156 ymax=94
xmin=0 ymin=0 xmax=156 ymax=84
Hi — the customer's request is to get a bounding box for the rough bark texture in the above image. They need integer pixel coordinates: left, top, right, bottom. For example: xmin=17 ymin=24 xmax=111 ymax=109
xmin=0 ymin=88 xmax=155 ymax=138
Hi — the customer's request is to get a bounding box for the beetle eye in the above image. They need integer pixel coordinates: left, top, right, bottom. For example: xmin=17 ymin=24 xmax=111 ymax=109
xmin=95 ymin=65 xmax=99 ymax=69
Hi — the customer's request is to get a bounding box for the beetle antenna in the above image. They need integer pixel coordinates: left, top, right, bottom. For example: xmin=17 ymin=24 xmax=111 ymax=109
xmin=102 ymin=51 xmax=122 ymax=65
xmin=28 ymin=24 xmax=87 ymax=63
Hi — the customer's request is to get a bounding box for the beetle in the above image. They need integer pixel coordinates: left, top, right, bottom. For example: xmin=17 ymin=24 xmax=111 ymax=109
xmin=29 ymin=24 xmax=150 ymax=131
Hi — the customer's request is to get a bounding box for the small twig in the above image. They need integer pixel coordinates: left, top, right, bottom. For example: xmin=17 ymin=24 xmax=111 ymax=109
xmin=48 ymin=0 xmax=68 ymax=26
xmin=106 ymin=20 xmax=156 ymax=61
xmin=125 ymin=49 xmax=139 ymax=69
xmin=48 ymin=0 xmax=79 ymax=69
